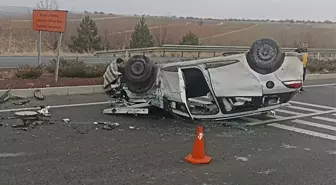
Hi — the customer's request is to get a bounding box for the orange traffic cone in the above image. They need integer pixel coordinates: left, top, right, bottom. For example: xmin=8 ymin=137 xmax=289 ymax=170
xmin=185 ymin=125 xmax=212 ymax=164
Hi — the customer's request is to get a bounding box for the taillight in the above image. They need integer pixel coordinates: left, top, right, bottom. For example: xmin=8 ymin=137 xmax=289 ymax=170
xmin=283 ymin=80 xmax=303 ymax=89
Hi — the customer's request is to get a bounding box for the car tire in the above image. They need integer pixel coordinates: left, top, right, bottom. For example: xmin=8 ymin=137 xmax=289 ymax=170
xmin=123 ymin=55 xmax=157 ymax=94
xmin=246 ymin=38 xmax=285 ymax=75
xmin=125 ymin=66 xmax=158 ymax=94
xmin=123 ymin=55 xmax=154 ymax=84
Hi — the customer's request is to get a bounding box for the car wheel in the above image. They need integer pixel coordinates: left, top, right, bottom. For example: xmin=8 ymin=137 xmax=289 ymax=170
xmin=123 ymin=55 xmax=154 ymax=84
xmin=246 ymin=38 xmax=284 ymax=75
xmin=125 ymin=66 xmax=158 ymax=94
xmin=123 ymin=55 xmax=157 ymax=94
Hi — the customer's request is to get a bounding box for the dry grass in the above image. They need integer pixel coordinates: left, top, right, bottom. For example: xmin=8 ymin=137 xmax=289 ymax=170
xmin=1 ymin=15 xmax=336 ymax=55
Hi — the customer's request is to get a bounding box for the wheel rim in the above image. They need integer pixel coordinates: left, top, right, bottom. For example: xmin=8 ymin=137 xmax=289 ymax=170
xmin=254 ymin=43 xmax=277 ymax=65
xmin=131 ymin=60 xmax=145 ymax=75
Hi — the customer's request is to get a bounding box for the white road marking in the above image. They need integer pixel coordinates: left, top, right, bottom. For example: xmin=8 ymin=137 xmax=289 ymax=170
xmin=303 ymin=83 xmax=336 ymax=88
xmin=0 ymin=152 xmax=27 ymax=158
xmin=291 ymin=119 xmax=336 ymax=131
xmin=289 ymin=101 xmax=335 ymax=110
xmin=269 ymin=123 xmax=336 ymax=141
xmin=275 ymin=109 xmax=304 ymax=116
xmin=313 ymin=116 xmax=336 ymax=123
xmin=287 ymin=105 xmax=322 ymax=113
xmin=0 ymin=101 xmax=111 ymax=113
xmin=248 ymin=109 xmax=336 ymax=126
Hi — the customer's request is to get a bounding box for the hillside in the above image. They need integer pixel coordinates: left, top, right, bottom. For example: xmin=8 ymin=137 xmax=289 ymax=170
xmin=0 ymin=7 xmax=335 ymax=55
xmin=0 ymin=6 xmax=35 ymax=19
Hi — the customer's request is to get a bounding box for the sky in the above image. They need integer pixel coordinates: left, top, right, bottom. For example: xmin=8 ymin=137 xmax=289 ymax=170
xmin=1 ymin=0 xmax=336 ymax=21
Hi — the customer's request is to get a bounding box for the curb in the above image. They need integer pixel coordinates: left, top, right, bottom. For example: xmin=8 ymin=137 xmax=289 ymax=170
xmin=0 ymin=85 xmax=104 ymax=98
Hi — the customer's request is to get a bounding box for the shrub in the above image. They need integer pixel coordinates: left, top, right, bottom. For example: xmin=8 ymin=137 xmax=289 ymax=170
xmin=45 ymin=58 xmax=68 ymax=73
xmin=15 ymin=65 xmax=43 ymax=79
xmin=84 ymin=63 xmax=109 ymax=78
xmin=46 ymin=57 xmax=109 ymax=78
xmin=179 ymin=31 xmax=199 ymax=45
xmin=307 ymin=59 xmax=336 ymax=73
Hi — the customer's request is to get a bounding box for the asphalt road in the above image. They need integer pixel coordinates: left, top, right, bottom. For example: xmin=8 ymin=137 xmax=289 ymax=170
xmin=0 ymin=79 xmax=335 ymax=185
xmin=0 ymin=56 xmax=191 ymax=68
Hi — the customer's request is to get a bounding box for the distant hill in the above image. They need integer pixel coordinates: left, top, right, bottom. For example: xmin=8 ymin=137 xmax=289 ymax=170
xmin=0 ymin=6 xmax=115 ymax=20
xmin=0 ymin=6 xmax=35 ymax=19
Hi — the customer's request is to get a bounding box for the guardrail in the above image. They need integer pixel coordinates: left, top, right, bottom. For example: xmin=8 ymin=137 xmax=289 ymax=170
xmin=94 ymin=44 xmax=336 ymax=60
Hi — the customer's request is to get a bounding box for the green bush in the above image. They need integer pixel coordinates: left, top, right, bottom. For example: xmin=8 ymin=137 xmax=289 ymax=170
xmin=15 ymin=65 xmax=43 ymax=79
xmin=307 ymin=59 xmax=336 ymax=73
xmin=45 ymin=58 xmax=68 ymax=73
xmin=46 ymin=57 xmax=109 ymax=78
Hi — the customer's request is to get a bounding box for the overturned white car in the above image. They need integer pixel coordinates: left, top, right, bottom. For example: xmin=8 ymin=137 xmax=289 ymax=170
xmin=102 ymin=38 xmax=303 ymax=120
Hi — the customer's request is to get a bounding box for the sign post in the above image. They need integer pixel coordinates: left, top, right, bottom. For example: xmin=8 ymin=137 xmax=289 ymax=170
xmin=37 ymin=31 xmax=41 ymax=65
xmin=32 ymin=9 xmax=68 ymax=82
xmin=55 ymin=32 xmax=63 ymax=82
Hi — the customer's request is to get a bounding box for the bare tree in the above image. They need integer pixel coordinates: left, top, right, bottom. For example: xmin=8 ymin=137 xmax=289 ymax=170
xmin=153 ymin=25 xmax=168 ymax=46
xmin=36 ymin=0 xmax=63 ymax=51
xmin=102 ymin=29 xmax=111 ymax=51
xmin=37 ymin=0 xmax=59 ymax=10
xmin=304 ymin=32 xmax=314 ymax=48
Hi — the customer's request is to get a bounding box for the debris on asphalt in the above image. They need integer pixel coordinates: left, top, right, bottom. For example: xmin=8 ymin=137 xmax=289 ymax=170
xmin=129 ymin=126 xmax=135 ymax=130
xmin=12 ymin=124 xmax=28 ymax=128
xmin=38 ymin=106 xmax=51 ymax=117
xmin=102 ymin=125 xmax=113 ymax=130
xmin=235 ymin=156 xmax=248 ymax=162
xmin=14 ymin=111 xmax=39 ymax=120
xmin=101 ymin=122 xmax=120 ymax=130
xmin=0 ymin=86 xmax=12 ymax=103
xmin=13 ymin=100 xmax=30 ymax=105
xmin=33 ymin=89 xmax=44 ymax=100
xmin=258 ymin=169 xmax=276 ymax=175
xmin=63 ymin=118 xmax=70 ymax=123
xmin=282 ymin=143 xmax=297 ymax=149
xmin=222 ymin=121 xmax=250 ymax=131
xmin=8 ymin=108 xmax=53 ymax=131
xmin=93 ymin=122 xmax=99 ymax=125
xmin=326 ymin=150 xmax=336 ymax=155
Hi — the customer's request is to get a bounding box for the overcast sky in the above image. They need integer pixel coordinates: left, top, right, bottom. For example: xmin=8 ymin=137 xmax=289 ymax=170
xmin=2 ymin=0 xmax=336 ymax=21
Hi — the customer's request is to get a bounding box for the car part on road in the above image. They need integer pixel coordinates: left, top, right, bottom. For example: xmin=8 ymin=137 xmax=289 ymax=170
xmin=14 ymin=111 xmax=39 ymax=118
xmin=13 ymin=100 xmax=30 ymax=105
xmin=33 ymin=89 xmax=44 ymax=100
xmin=38 ymin=106 xmax=51 ymax=117
xmin=0 ymin=87 xmax=11 ymax=103
xmin=63 ymin=118 xmax=70 ymax=123
xmin=101 ymin=122 xmax=120 ymax=130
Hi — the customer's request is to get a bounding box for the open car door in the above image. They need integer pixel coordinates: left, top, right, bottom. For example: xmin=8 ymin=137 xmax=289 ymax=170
xmin=177 ymin=68 xmax=194 ymax=120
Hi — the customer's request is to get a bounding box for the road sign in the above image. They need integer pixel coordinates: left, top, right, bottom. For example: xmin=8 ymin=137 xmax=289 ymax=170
xmin=32 ymin=9 xmax=68 ymax=82
xmin=33 ymin=10 xmax=68 ymax=33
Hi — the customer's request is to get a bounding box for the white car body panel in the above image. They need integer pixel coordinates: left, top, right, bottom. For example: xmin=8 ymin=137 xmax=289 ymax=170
xmin=206 ymin=57 xmax=263 ymax=97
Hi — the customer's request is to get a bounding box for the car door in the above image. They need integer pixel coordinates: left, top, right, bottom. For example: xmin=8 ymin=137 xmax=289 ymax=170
xmin=205 ymin=60 xmax=263 ymax=97
xmin=177 ymin=67 xmax=194 ymax=120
